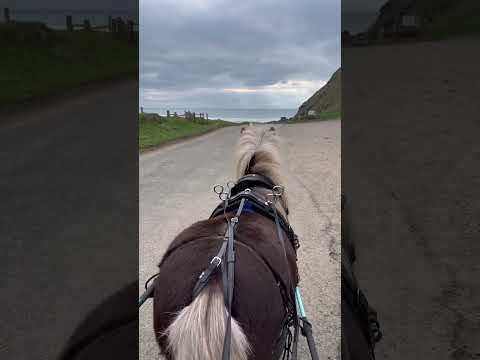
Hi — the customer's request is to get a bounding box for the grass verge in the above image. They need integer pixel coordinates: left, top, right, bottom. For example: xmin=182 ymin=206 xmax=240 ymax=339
xmin=139 ymin=113 xmax=234 ymax=152
xmin=0 ymin=22 xmax=137 ymax=105
xmin=290 ymin=111 xmax=341 ymax=123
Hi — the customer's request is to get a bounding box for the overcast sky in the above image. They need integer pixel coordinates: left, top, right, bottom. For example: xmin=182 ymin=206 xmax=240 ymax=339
xmin=140 ymin=0 xmax=340 ymax=110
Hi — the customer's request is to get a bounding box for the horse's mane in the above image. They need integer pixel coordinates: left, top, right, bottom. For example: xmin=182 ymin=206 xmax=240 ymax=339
xmin=235 ymin=125 xmax=288 ymax=210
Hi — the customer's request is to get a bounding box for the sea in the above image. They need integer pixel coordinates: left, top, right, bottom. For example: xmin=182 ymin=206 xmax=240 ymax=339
xmin=142 ymin=108 xmax=298 ymax=123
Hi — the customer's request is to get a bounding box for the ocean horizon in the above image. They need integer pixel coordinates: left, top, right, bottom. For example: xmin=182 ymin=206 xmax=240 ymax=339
xmin=141 ymin=108 xmax=298 ymax=123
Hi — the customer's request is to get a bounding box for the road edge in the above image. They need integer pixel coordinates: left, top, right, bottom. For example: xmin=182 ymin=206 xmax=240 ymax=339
xmin=0 ymin=77 xmax=137 ymax=125
xmin=139 ymin=125 xmax=238 ymax=156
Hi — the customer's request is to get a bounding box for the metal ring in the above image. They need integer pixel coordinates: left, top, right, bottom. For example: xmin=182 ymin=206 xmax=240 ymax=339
xmin=272 ymin=185 xmax=284 ymax=196
xmin=213 ymin=184 xmax=224 ymax=194
xmin=219 ymin=192 xmax=228 ymax=201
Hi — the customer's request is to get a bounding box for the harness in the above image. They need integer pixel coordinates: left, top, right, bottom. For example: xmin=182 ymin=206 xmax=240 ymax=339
xmin=341 ymin=194 xmax=382 ymax=358
xmin=210 ymin=174 xmax=299 ymax=253
xmin=139 ymin=174 xmax=319 ymax=360
xmin=341 ymin=252 xmax=382 ymax=356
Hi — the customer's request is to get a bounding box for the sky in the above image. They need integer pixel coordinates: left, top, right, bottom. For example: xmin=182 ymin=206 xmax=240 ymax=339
xmin=140 ymin=0 xmax=341 ymax=110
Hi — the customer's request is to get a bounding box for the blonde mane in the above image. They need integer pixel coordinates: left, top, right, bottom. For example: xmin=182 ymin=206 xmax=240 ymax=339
xmin=235 ymin=125 xmax=288 ymax=211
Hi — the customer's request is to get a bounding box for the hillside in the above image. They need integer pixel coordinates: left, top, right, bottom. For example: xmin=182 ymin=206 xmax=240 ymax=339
xmin=422 ymin=0 xmax=480 ymax=37
xmin=1 ymin=22 xmax=137 ymax=105
xmin=369 ymin=0 xmax=480 ymax=39
xmin=294 ymin=68 xmax=341 ymax=120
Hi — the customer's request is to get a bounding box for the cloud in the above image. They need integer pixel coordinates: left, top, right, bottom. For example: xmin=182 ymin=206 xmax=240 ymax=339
xmin=140 ymin=0 xmax=340 ymax=109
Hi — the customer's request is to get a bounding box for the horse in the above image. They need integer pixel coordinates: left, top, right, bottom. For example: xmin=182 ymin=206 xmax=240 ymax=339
xmin=151 ymin=125 xmax=300 ymax=360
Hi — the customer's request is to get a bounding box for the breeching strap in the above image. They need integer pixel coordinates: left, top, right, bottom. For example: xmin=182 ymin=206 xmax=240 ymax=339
xmin=221 ymin=198 xmax=245 ymax=360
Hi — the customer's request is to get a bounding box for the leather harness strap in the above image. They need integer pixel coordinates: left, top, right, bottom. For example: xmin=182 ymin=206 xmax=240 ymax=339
xmin=210 ymin=184 xmax=299 ymax=254
xmin=341 ymin=252 xmax=382 ymax=353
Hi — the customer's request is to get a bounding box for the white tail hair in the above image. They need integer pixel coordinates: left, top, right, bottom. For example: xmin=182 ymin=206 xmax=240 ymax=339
xmin=165 ymin=283 xmax=250 ymax=360
xmin=235 ymin=124 xmax=288 ymax=210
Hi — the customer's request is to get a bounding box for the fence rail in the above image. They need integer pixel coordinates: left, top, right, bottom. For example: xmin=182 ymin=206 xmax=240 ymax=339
xmin=140 ymin=108 xmax=210 ymax=121
xmin=3 ymin=7 xmax=138 ymax=40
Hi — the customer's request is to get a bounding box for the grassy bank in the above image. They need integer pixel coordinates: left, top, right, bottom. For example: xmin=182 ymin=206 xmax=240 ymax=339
xmin=288 ymin=111 xmax=341 ymax=123
xmin=0 ymin=23 xmax=137 ymax=105
xmin=139 ymin=113 xmax=234 ymax=152
xmin=316 ymin=111 xmax=341 ymax=121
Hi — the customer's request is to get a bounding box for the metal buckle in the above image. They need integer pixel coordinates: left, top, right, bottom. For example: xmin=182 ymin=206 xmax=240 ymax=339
xmin=272 ymin=185 xmax=284 ymax=197
xmin=211 ymin=256 xmax=222 ymax=267
xmin=293 ymin=234 xmax=300 ymax=250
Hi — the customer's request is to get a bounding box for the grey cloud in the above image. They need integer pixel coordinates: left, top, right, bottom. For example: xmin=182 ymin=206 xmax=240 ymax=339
xmin=140 ymin=0 xmax=340 ymax=108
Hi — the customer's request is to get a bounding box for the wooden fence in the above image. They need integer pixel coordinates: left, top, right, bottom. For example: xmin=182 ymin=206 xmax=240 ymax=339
xmin=165 ymin=110 xmax=209 ymax=120
xmin=140 ymin=108 xmax=210 ymax=121
xmin=3 ymin=8 xmax=138 ymax=42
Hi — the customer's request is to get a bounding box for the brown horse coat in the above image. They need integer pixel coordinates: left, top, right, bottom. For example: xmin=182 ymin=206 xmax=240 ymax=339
xmin=153 ymin=209 xmax=298 ymax=359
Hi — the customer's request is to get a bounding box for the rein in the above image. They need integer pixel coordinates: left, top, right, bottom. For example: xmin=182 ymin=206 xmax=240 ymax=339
xmin=139 ymin=174 xmax=319 ymax=360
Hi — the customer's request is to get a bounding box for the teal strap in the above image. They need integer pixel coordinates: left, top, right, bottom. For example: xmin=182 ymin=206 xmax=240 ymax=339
xmin=295 ymin=287 xmax=306 ymax=318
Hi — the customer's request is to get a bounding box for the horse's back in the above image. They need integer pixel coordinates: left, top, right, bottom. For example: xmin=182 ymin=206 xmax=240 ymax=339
xmin=153 ymin=214 xmax=295 ymax=359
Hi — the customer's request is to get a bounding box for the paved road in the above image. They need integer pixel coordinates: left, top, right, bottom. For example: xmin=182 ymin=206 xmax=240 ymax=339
xmin=140 ymin=121 xmax=341 ymax=360
xmin=1 ymin=81 xmax=138 ymax=360
xmin=343 ymin=38 xmax=480 ymax=359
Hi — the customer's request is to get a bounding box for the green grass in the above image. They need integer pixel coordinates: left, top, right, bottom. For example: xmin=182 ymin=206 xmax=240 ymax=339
xmin=0 ymin=22 xmax=137 ymax=105
xmin=318 ymin=111 xmax=341 ymax=120
xmin=139 ymin=113 xmax=234 ymax=152
xmin=421 ymin=0 xmax=480 ymax=40
xmin=292 ymin=110 xmax=341 ymax=123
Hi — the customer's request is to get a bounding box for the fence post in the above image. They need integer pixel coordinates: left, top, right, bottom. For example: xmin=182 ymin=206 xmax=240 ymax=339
xmin=66 ymin=15 xmax=73 ymax=31
xmin=127 ymin=20 xmax=134 ymax=42
xmin=206 ymin=113 xmax=209 ymax=120
xmin=84 ymin=19 xmax=91 ymax=31
xmin=111 ymin=18 xmax=116 ymax=34
xmin=166 ymin=110 xmax=170 ymax=118
xmin=108 ymin=16 xmax=112 ymax=32
xmin=4 ymin=7 xmax=10 ymax=23
xmin=118 ymin=17 xmax=125 ymax=35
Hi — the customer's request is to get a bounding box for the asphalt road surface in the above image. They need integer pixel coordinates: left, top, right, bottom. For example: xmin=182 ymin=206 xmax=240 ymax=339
xmin=140 ymin=120 xmax=341 ymax=360
xmin=1 ymin=81 xmax=138 ymax=360
xmin=343 ymin=37 xmax=480 ymax=359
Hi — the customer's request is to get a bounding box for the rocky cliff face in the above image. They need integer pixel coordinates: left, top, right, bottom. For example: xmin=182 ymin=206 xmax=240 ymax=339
xmin=295 ymin=68 xmax=341 ymax=119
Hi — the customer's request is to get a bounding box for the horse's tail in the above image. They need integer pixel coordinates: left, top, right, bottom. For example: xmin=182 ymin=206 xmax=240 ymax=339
xmin=165 ymin=283 xmax=250 ymax=360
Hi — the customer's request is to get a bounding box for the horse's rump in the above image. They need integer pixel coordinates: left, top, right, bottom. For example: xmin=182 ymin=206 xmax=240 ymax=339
xmin=153 ymin=213 xmax=297 ymax=359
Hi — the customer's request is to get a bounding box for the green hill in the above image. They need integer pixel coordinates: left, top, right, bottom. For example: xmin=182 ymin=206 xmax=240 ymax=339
xmin=423 ymin=0 xmax=480 ymax=38
xmin=294 ymin=68 xmax=341 ymax=121
xmin=368 ymin=0 xmax=480 ymax=39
